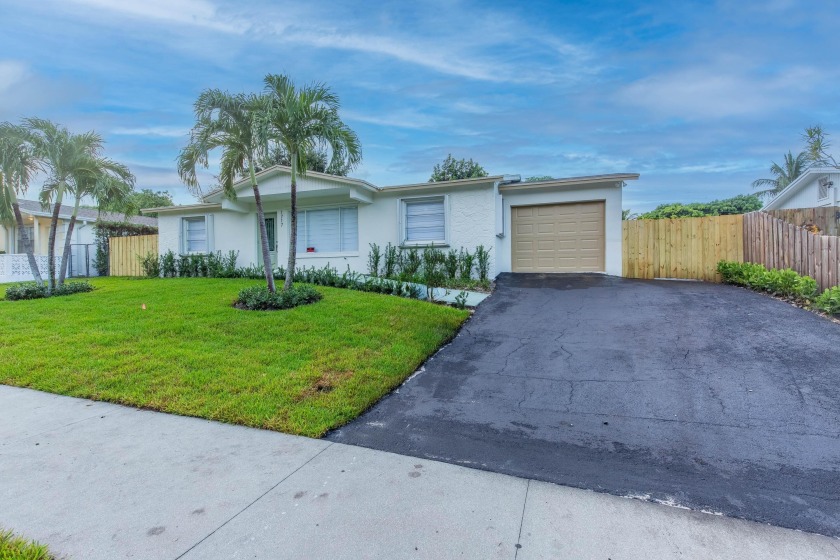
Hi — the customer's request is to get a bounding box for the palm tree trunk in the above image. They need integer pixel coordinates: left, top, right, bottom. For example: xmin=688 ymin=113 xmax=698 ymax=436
xmin=58 ymin=195 xmax=81 ymax=287
xmin=251 ymin=163 xmax=276 ymax=293
xmin=284 ymin=157 xmax=298 ymax=291
xmin=47 ymin=183 xmax=64 ymax=292
xmin=11 ymin=199 xmax=44 ymax=286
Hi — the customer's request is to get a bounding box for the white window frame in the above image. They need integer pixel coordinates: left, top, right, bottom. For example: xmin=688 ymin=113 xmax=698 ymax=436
xmin=399 ymin=195 xmax=449 ymax=247
xmin=295 ymin=205 xmax=359 ymax=257
xmin=181 ymin=215 xmax=213 ymax=255
xmin=818 ymin=177 xmax=831 ymax=200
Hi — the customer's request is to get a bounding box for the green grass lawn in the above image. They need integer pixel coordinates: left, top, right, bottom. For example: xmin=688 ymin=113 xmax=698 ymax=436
xmin=0 ymin=278 xmax=468 ymax=437
xmin=0 ymin=528 xmax=53 ymax=560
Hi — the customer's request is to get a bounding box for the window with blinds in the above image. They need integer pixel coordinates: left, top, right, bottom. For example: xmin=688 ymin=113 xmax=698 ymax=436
xmin=296 ymin=207 xmax=358 ymax=253
xmin=403 ymin=197 xmax=446 ymax=244
xmin=183 ymin=217 xmax=207 ymax=253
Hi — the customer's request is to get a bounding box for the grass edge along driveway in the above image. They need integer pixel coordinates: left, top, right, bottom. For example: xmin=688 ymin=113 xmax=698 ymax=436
xmin=0 ymin=278 xmax=469 ymax=437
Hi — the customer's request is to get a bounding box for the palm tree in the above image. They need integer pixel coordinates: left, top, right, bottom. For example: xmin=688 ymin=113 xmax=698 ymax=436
xmin=178 ymin=89 xmax=276 ymax=291
xmin=24 ymin=118 xmax=104 ymax=291
xmin=752 ymin=151 xmax=810 ymax=200
xmin=0 ymin=122 xmax=44 ymax=285
xmin=804 ymin=125 xmax=839 ymax=168
xmin=263 ymin=74 xmax=361 ymax=290
xmin=56 ymin=157 xmax=135 ymax=286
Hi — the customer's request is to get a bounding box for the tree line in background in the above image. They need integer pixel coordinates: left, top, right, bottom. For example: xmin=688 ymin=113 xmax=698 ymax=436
xmin=0 ymin=119 xmax=137 ymax=292
xmin=625 ymin=126 xmax=840 ymax=220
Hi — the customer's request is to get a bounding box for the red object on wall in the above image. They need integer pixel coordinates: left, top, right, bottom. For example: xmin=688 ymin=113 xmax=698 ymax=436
xmin=306 ymin=247 xmax=315 ymax=253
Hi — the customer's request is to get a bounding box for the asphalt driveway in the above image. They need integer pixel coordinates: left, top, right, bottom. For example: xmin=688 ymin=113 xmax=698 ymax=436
xmin=329 ymin=273 xmax=840 ymax=536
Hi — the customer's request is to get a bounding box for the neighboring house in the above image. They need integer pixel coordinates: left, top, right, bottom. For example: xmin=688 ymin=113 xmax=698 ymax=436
xmin=0 ymin=200 xmax=158 ymax=281
xmin=146 ymin=167 xmax=638 ymax=277
xmin=763 ymin=168 xmax=840 ymax=210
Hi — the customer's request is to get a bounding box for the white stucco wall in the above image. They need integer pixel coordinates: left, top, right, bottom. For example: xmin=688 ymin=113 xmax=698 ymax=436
xmin=274 ymin=183 xmax=498 ymax=275
xmin=770 ymin=173 xmax=840 ymax=209
xmin=496 ymin=184 xmax=624 ymax=277
xmin=155 ymin=179 xmax=625 ymax=278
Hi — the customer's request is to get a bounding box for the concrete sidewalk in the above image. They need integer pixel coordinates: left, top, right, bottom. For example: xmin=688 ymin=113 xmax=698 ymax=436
xmin=1 ymin=386 xmax=838 ymax=560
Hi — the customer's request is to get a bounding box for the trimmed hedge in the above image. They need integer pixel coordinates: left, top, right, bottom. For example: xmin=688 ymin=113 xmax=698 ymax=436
xmin=234 ymin=284 xmax=323 ymax=311
xmin=4 ymin=281 xmax=95 ymax=301
xmin=717 ymin=261 xmax=839 ymax=316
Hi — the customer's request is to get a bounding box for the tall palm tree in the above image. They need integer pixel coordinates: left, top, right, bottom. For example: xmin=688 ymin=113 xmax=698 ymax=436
xmin=0 ymin=122 xmax=43 ymax=285
xmin=178 ymin=89 xmax=276 ymax=291
xmin=752 ymin=151 xmax=810 ymax=200
xmin=263 ymin=74 xmax=361 ymax=290
xmin=56 ymin=157 xmax=135 ymax=286
xmin=24 ymin=118 xmax=104 ymax=291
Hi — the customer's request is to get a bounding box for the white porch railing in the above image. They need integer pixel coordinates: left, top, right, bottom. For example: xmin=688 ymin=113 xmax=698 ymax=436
xmin=0 ymin=254 xmax=62 ymax=284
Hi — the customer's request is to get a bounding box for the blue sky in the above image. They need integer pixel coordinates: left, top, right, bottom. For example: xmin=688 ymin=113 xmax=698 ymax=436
xmin=1 ymin=0 xmax=838 ymax=211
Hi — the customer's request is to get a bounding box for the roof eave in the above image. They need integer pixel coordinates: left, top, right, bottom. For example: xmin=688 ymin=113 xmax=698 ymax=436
xmin=762 ymin=168 xmax=836 ymax=210
xmin=379 ymin=175 xmax=506 ymax=192
xmin=141 ymin=203 xmax=222 ymax=215
xmin=201 ymin=165 xmax=380 ymax=202
xmin=499 ymin=173 xmax=640 ymax=191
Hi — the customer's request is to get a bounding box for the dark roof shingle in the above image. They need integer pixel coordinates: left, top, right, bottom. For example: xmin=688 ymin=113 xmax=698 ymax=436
xmin=16 ymin=199 xmax=158 ymax=227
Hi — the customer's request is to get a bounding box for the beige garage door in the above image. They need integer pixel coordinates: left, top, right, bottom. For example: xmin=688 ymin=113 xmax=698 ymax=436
xmin=511 ymin=202 xmax=605 ymax=272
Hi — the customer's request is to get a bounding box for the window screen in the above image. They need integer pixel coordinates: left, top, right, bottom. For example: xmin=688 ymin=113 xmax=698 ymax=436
xmin=404 ymin=198 xmax=445 ymax=242
xmin=296 ymin=207 xmax=358 ymax=253
xmin=184 ymin=217 xmax=207 ymax=253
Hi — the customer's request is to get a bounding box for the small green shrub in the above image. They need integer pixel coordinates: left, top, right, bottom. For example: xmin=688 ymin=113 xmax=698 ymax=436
xmin=717 ymin=260 xmax=829 ymax=308
xmin=139 ymin=252 xmax=161 ymax=277
xmin=368 ymin=243 xmax=382 ymax=277
xmin=161 ymin=250 xmax=177 ymax=277
xmin=796 ymin=276 xmax=819 ymax=301
xmin=234 ymin=284 xmax=322 ymax=311
xmin=453 ymin=291 xmax=468 ymax=309
xmin=475 ymin=245 xmax=491 ymax=281
xmin=401 ymin=248 xmax=422 ymax=278
xmin=5 ymin=281 xmax=94 ymax=301
xmin=458 ymin=248 xmax=475 ymax=280
xmin=814 ymin=286 xmax=840 ymax=316
xmin=383 ymin=243 xmax=398 ymax=278
xmin=444 ymin=249 xmax=459 ymax=279
xmin=4 ymin=283 xmax=48 ymax=300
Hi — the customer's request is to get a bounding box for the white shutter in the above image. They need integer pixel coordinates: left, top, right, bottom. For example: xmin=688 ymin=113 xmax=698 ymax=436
xmin=340 ymin=207 xmax=358 ymax=251
xmin=405 ymin=198 xmax=445 ymax=242
xmin=206 ymin=214 xmax=215 ymax=253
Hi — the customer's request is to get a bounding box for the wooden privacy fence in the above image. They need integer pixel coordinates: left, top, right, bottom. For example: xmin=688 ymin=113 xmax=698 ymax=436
xmin=109 ymin=234 xmax=159 ymax=276
xmin=623 ymin=215 xmax=744 ymax=281
xmin=743 ymin=212 xmax=840 ymax=291
xmin=767 ymin=207 xmax=840 ymax=236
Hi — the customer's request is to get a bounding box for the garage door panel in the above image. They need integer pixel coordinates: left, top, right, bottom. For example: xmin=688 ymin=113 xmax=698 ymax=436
xmin=511 ymin=201 xmax=605 ymax=273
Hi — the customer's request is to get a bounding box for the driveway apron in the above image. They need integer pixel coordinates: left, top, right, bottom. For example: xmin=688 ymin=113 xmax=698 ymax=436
xmin=329 ymin=273 xmax=840 ymax=536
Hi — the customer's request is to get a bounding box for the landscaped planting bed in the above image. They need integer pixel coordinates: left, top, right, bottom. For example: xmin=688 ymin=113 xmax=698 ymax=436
xmin=0 ymin=278 xmax=468 ymax=437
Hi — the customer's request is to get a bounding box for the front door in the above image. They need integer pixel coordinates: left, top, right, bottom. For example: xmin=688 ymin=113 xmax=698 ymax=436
xmin=265 ymin=214 xmax=277 ymax=268
xmin=258 ymin=214 xmax=278 ymax=268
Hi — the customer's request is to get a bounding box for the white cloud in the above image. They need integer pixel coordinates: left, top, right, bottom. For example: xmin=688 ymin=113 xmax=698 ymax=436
xmin=617 ymin=62 xmax=819 ymax=119
xmin=111 ymin=125 xmax=189 ymax=138
xmin=0 ymin=60 xmax=29 ymax=93
xmin=272 ymin=26 xmax=507 ymax=83
xmin=66 ymin=0 xmax=243 ymax=33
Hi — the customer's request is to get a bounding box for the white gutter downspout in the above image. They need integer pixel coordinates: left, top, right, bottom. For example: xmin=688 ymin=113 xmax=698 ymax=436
xmin=495 ymin=174 xmax=521 ymax=238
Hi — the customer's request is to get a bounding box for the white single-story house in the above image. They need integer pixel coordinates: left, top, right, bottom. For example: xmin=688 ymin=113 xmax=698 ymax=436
xmin=763 ymin=168 xmax=840 ymax=210
xmin=145 ymin=166 xmax=639 ymax=278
